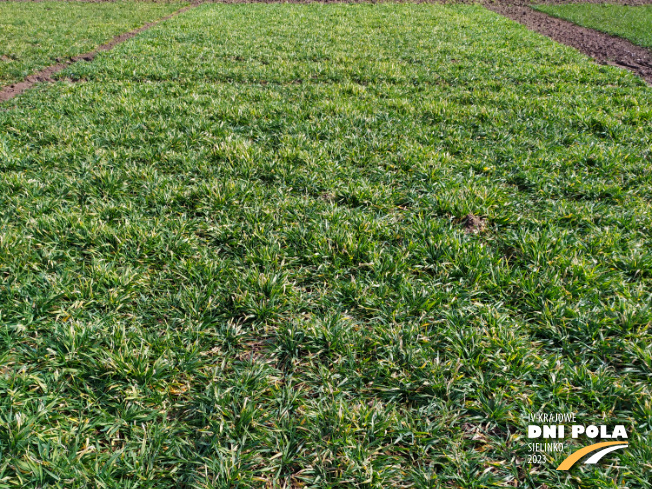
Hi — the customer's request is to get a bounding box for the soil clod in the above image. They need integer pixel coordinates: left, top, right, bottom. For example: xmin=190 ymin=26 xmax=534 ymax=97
xmin=463 ymin=214 xmax=487 ymax=234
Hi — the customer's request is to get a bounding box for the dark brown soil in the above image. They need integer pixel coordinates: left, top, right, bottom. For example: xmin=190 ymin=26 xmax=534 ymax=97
xmin=463 ymin=214 xmax=487 ymax=234
xmin=4 ymin=0 xmax=652 ymax=3
xmin=486 ymin=4 xmax=652 ymax=83
xmin=0 ymin=4 xmax=196 ymax=102
xmin=203 ymin=0 xmax=652 ymax=4
xmin=201 ymin=0 xmax=652 ymax=3
xmin=0 ymin=0 xmax=174 ymax=2
xmin=494 ymin=0 xmax=652 ymax=5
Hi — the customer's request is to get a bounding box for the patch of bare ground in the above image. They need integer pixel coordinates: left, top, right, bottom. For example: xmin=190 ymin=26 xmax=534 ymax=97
xmin=497 ymin=0 xmax=652 ymax=5
xmin=182 ymin=0 xmax=652 ymax=4
xmin=0 ymin=4 xmax=197 ymax=102
xmin=486 ymin=3 xmax=652 ymax=84
xmin=0 ymin=0 xmax=181 ymax=3
xmin=2 ymin=0 xmax=652 ymax=3
xmin=463 ymin=214 xmax=487 ymax=234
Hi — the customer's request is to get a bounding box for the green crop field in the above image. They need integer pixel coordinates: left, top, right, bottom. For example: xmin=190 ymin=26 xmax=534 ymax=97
xmin=535 ymin=4 xmax=652 ymax=49
xmin=0 ymin=1 xmax=185 ymax=85
xmin=1 ymin=3 xmax=651 ymax=488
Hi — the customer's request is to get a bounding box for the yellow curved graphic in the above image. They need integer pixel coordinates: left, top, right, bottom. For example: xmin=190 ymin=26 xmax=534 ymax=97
xmin=557 ymin=442 xmax=629 ymax=470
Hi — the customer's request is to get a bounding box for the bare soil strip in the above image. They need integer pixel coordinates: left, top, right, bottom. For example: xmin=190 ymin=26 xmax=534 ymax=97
xmin=490 ymin=0 xmax=652 ymax=5
xmin=486 ymin=3 xmax=652 ymax=84
xmin=0 ymin=4 xmax=196 ymax=102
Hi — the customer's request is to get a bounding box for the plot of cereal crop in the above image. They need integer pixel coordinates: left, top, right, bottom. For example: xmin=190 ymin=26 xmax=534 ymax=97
xmin=535 ymin=4 xmax=652 ymax=49
xmin=0 ymin=1 xmax=185 ymax=85
xmin=1 ymin=3 xmax=651 ymax=488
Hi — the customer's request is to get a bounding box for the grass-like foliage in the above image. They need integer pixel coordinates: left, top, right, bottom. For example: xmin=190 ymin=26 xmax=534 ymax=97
xmin=535 ymin=4 xmax=652 ymax=49
xmin=1 ymin=4 xmax=652 ymax=488
xmin=0 ymin=1 xmax=185 ymax=85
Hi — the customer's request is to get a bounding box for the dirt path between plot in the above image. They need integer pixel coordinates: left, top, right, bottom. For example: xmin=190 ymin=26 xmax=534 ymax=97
xmin=486 ymin=3 xmax=652 ymax=84
xmin=0 ymin=4 xmax=197 ymax=102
